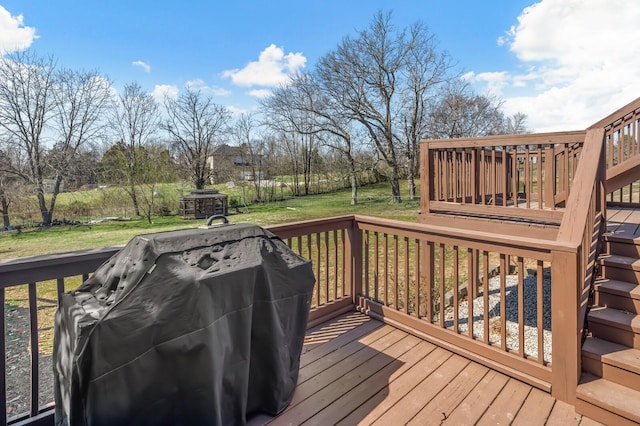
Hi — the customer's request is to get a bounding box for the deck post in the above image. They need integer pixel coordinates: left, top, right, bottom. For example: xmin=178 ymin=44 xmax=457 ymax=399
xmin=419 ymin=140 xmax=431 ymax=222
xmin=550 ymin=247 xmax=581 ymax=404
xmin=347 ymin=217 xmax=363 ymax=305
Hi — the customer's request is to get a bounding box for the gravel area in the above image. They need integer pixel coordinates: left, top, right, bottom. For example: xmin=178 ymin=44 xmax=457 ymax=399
xmin=438 ymin=272 xmax=552 ymax=363
xmin=5 ymin=304 xmax=55 ymax=420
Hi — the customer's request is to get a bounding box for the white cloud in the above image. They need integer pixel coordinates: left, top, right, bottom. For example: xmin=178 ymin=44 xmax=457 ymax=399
xmin=248 ymin=89 xmax=272 ymax=99
xmin=222 ymin=44 xmax=306 ymax=88
xmin=186 ymin=79 xmax=231 ymax=96
xmin=482 ymin=0 xmax=640 ymax=132
xmin=465 ymin=71 xmax=509 ymax=96
xmin=132 ymin=60 xmax=151 ymax=73
xmin=0 ymin=6 xmax=37 ymax=53
xmin=152 ymin=84 xmax=178 ymax=103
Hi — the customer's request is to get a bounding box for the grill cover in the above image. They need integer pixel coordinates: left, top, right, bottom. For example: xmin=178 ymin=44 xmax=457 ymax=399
xmin=53 ymin=223 xmax=315 ymax=426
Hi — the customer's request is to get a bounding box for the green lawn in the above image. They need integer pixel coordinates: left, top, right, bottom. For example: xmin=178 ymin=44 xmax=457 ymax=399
xmin=0 ymin=182 xmax=421 ymax=259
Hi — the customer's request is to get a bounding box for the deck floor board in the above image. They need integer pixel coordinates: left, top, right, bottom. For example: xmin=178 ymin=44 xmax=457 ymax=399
xmin=261 ymin=311 xmax=601 ymax=425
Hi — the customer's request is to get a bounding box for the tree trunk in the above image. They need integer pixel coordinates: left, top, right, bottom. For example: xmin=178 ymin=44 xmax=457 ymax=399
xmin=389 ymin=162 xmax=402 ymax=203
xmin=35 ymin=187 xmax=53 ymax=225
xmin=130 ymin=183 xmax=141 ymax=216
xmin=349 ymin=156 xmax=358 ymax=205
xmin=1 ymin=199 xmax=10 ymax=228
xmin=0 ymin=188 xmax=10 ymax=228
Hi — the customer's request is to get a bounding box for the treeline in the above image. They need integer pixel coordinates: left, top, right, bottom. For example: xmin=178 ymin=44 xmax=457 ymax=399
xmin=0 ymin=11 xmax=527 ymax=228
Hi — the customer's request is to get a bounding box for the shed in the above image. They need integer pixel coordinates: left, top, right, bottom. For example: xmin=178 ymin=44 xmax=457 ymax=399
xmin=179 ymin=189 xmax=228 ymax=219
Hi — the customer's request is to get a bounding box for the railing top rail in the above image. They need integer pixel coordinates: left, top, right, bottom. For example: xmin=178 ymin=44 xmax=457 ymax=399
xmin=266 ymin=215 xmax=355 ymax=238
xmin=588 ymin=96 xmax=640 ymax=130
xmin=352 ymin=214 xmax=578 ymax=254
xmin=0 ymin=246 xmax=121 ymax=288
xmin=421 ymin=130 xmax=587 ymax=149
xmin=556 ymin=127 xmax=605 ymax=244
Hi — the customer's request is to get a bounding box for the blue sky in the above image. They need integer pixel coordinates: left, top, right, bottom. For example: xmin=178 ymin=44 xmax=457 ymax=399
xmin=1 ymin=0 xmax=639 ymax=132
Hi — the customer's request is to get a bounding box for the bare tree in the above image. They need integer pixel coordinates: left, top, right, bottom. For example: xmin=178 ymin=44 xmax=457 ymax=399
xmin=400 ymin=22 xmax=452 ymax=199
xmin=111 ymin=82 xmax=160 ymax=216
xmin=316 ymin=11 xmax=450 ymax=202
xmin=263 ymin=73 xmax=361 ymax=205
xmin=161 ymin=88 xmax=231 ymax=189
xmin=0 ymin=51 xmax=57 ymax=224
xmin=427 ymin=81 xmax=518 ymax=139
xmin=49 ymin=67 xmax=113 ymax=191
xmin=0 ymin=150 xmax=22 ymax=228
xmin=230 ymin=113 xmax=268 ymax=201
xmin=261 ymin=82 xmax=318 ymax=196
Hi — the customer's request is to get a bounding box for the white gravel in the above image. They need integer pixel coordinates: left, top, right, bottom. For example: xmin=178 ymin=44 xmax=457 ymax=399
xmin=436 ymin=272 xmax=552 ymax=363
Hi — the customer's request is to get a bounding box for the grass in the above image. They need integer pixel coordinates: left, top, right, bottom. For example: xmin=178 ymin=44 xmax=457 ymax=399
xmin=0 ymin=181 xmax=421 ymax=259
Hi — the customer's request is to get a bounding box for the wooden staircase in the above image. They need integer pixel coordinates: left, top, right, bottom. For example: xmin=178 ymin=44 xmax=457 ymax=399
xmin=576 ymin=223 xmax=640 ymax=425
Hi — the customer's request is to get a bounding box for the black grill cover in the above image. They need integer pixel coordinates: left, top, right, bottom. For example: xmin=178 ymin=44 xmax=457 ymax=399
xmin=53 ymin=223 xmax=315 ymax=426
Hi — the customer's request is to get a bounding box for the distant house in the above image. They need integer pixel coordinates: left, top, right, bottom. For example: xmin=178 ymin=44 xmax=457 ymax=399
xmin=207 ymin=144 xmax=264 ymax=183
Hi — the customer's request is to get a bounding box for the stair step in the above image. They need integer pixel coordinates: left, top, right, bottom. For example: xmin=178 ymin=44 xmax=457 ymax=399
xmin=594 ymin=279 xmax=640 ymax=313
xmin=588 ymin=307 xmax=640 ymax=348
xmin=576 ymin=374 xmax=640 ymax=425
xmin=582 ymin=336 xmax=640 ymax=391
xmin=599 ymin=255 xmax=640 ymax=284
xmin=605 ymin=239 xmax=640 ymax=258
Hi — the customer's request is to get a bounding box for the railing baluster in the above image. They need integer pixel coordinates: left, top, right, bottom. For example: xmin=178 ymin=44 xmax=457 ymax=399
xmin=518 ymin=257 xmax=525 ymax=357
xmin=525 ymin=146 xmax=531 ymax=208
xmin=28 ymin=282 xmax=39 ymax=417
xmin=57 ymin=277 xmax=65 ymax=304
xmin=500 ymin=254 xmax=507 ymax=351
xmin=511 ymin=150 xmax=518 ymax=208
xmin=363 ymin=231 xmax=370 ymax=298
xmin=491 ymin=148 xmax=497 ymax=206
xmin=324 ymin=232 xmax=329 ymax=302
xmin=453 ymin=245 xmax=459 ymax=333
xmin=393 ymin=235 xmax=399 ymax=309
xmin=333 ymin=230 xmax=338 ymax=301
xmin=404 ymin=237 xmax=409 ymax=315
xmin=502 ymin=146 xmax=508 ymax=207
xmin=341 ymin=229 xmax=346 ymax=297
xmin=468 ymin=248 xmax=475 ymax=339
xmin=483 ymin=251 xmax=490 ymax=344
xmin=537 ymin=260 xmax=545 ymax=364
xmin=383 ymin=234 xmax=389 ymax=307
xmin=471 ymin=149 xmax=477 ymax=204
xmin=315 ymin=234 xmax=321 ymax=305
xmin=453 ymin=150 xmax=459 ymax=202
xmin=426 ymin=241 xmax=434 ymax=323
xmin=374 ymin=232 xmax=379 ymax=302
xmin=480 ymin=149 xmax=486 ymax=204
xmin=537 ymin=145 xmax=543 ymax=209
xmin=414 ymin=239 xmax=420 ymax=318
xmin=439 ymin=243 xmax=445 ymax=328
xmin=443 ymin=152 xmax=449 ymax=201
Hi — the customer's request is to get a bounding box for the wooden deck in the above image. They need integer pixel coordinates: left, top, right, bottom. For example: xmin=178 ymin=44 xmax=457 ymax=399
xmin=606 ymin=207 xmax=640 ymax=240
xmin=250 ymin=312 xmax=602 ymax=426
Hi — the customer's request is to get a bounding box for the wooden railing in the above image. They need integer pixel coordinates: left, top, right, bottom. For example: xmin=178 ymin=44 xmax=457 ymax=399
xmin=0 ymin=221 xmax=357 ymax=425
xmin=0 ymin=248 xmax=119 ymax=425
xmin=589 ymin=96 xmax=640 ymax=204
xmin=353 ymin=215 xmax=557 ymax=389
xmin=420 ymin=131 xmax=586 ymax=223
xmin=550 ymin=127 xmax=606 ymax=403
xmin=0 ymin=126 xmax=609 ymax=423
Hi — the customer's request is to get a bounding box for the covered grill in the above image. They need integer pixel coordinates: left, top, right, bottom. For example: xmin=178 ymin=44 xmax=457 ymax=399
xmin=53 ymin=220 xmax=315 ymax=426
